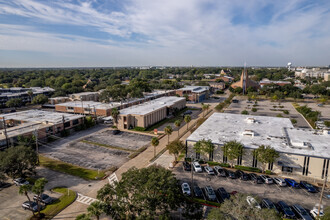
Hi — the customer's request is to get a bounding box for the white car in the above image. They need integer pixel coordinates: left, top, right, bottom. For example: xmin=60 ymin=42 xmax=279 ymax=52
xmin=310 ymin=204 xmax=324 ymax=218
xmin=181 ymin=183 xmax=191 ymax=196
xmin=273 ymin=177 xmax=287 ymax=187
xmin=260 ymin=175 xmax=273 ymax=184
xmin=204 ymin=166 xmax=215 ymax=175
xmin=13 ymin=178 xmax=29 ymax=186
xmin=192 ymin=162 xmax=203 ymax=173
xmin=246 ymin=196 xmax=261 ymax=209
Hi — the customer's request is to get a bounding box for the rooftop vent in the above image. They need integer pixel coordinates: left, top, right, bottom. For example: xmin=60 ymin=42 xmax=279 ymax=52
xmin=246 ymin=118 xmax=255 ymax=123
xmin=323 ymin=129 xmax=329 ymax=135
xmin=242 ymin=130 xmax=255 ymax=137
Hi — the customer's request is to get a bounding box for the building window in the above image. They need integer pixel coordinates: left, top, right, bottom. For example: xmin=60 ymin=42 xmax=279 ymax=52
xmin=64 ymin=121 xmax=71 ymax=128
xmin=223 ymin=155 xmax=227 ymax=163
xmin=67 ymin=107 xmax=74 ymax=110
xmin=124 ymin=116 xmax=127 ymax=122
xmin=252 ymin=155 xmax=258 ymax=168
xmin=268 ymin=162 xmax=273 ymax=170
xmin=282 ymin=167 xmax=293 ymax=173
xmin=72 ymin=119 xmax=79 ymax=126
xmin=322 ymin=159 xmax=329 ymax=179
xmin=196 ymin=152 xmax=200 ymax=159
xmin=302 ymin=156 xmax=310 ymax=176
xmin=237 ymin=155 xmax=242 ymax=165
xmin=209 ymin=151 xmax=214 ymax=161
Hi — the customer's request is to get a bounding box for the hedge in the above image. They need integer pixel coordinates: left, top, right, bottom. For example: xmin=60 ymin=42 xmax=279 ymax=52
xmin=234 ymin=165 xmax=261 ymax=173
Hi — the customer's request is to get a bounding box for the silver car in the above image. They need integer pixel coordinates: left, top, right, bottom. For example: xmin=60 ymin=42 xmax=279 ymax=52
xmin=273 ymin=177 xmax=287 ymax=187
xmin=204 ymin=186 xmax=216 ymax=201
xmin=181 ymin=182 xmax=191 ymax=196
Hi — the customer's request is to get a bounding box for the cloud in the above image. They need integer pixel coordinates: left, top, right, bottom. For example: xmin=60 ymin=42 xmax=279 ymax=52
xmin=0 ymin=0 xmax=329 ymax=67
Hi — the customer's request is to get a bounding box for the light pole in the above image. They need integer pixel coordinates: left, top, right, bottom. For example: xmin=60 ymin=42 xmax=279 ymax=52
xmin=318 ymin=174 xmax=328 ymax=217
xmin=190 ymin=154 xmax=194 ymax=198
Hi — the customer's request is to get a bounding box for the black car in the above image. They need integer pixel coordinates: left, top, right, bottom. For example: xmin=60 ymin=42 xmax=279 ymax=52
xmin=227 ymin=171 xmax=237 ymax=179
xmin=235 ymin=170 xmax=249 ymax=181
xmin=217 ymin=187 xmax=230 ymax=202
xmin=33 ymin=194 xmax=53 ymax=205
xmin=235 ymin=170 xmax=244 ymax=177
xmin=232 ymin=99 xmax=239 ymax=103
xmin=292 ymin=204 xmax=313 ymax=220
xmin=112 ymin=130 xmax=120 ymax=135
xmin=261 ymin=198 xmax=279 ymax=213
xmin=193 ymin=185 xmax=204 ymax=199
xmin=250 ymin=173 xmax=263 ymax=184
xmin=277 ymin=201 xmax=296 ymax=219
xmin=183 ymin=110 xmax=193 ymax=115
xmin=182 ymin=161 xmax=191 ymax=171
xmin=214 ymin=166 xmax=227 ymax=177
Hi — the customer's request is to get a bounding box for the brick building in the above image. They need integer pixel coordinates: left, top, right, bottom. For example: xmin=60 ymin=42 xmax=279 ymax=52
xmin=176 ymin=86 xmax=210 ymax=103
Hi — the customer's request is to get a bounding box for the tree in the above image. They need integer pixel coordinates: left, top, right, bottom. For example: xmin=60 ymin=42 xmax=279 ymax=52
xmin=151 ymin=137 xmax=159 ymax=158
xmin=6 ymin=98 xmax=23 ymax=108
xmin=207 ymin=208 xmax=225 ymax=220
xmin=167 ymin=140 xmax=185 ymax=162
xmin=0 ymin=146 xmax=38 ymax=179
xmin=31 ymin=94 xmax=48 ymax=105
xmin=218 ymin=193 xmax=281 ymax=220
xmin=254 ymin=145 xmax=279 ymax=172
xmin=97 ymin=166 xmax=185 ymax=219
xmin=184 ymin=115 xmax=191 ymax=131
xmin=202 ymin=104 xmax=210 ymax=117
xmin=164 ymin=125 xmax=173 ymax=144
xmin=32 ymin=178 xmax=48 ymax=216
xmin=27 ymin=90 xmax=34 ymax=102
xmin=111 ymin=108 xmax=119 ymax=126
xmin=87 ymin=201 xmax=105 ymax=220
xmin=19 ymin=184 xmax=35 ymax=216
xmin=75 ymin=214 xmax=91 ymax=220
xmin=193 ymin=139 xmax=215 ymax=161
xmin=222 ymin=141 xmax=244 ymax=167
xmin=174 ymin=120 xmax=181 ymax=137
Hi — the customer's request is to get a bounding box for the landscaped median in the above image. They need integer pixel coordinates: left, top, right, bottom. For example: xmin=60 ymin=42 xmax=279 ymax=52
xmin=39 ymin=155 xmax=106 ymax=180
xmin=29 ymin=187 xmax=76 ymax=220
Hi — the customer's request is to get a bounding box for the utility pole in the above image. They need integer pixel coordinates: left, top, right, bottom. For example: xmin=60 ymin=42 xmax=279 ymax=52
xmin=191 ymin=154 xmax=194 ymax=198
xmin=2 ymin=117 xmax=9 ymax=148
xmin=318 ymin=174 xmax=328 ymax=217
xmin=34 ymin=129 xmax=39 ymax=163
xmin=62 ymin=115 xmax=66 ymax=134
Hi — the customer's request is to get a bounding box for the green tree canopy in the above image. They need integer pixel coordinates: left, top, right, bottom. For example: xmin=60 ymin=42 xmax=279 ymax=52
xmin=222 ymin=141 xmax=244 ymax=167
xmin=167 ymin=140 xmax=185 ymax=162
xmin=151 ymin=137 xmax=159 ymax=157
xmin=6 ymin=98 xmax=23 ymax=108
xmin=184 ymin=115 xmax=191 ymax=131
xmin=31 ymin=94 xmax=49 ymax=104
xmin=0 ymin=146 xmax=38 ymax=178
xmin=193 ymin=139 xmax=215 ymax=161
xmin=164 ymin=125 xmax=173 ymax=144
xmin=97 ymin=165 xmax=185 ymax=219
xmin=111 ymin=108 xmax=119 ymax=125
xmin=254 ymin=145 xmax=279 ymax=172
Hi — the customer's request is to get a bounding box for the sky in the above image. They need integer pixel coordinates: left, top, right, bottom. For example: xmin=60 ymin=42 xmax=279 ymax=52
xmin=0 ymin=0 xmax=330 ymax=67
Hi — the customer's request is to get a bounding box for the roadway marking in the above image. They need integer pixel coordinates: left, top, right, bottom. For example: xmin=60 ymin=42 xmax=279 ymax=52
xmin=76 ymin=193 xmax=98 ymax=205
xmin=108 ymin=173 xmax=118 ymax=186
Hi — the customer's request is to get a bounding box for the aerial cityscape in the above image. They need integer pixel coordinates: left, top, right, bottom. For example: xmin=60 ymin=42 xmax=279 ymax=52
xmin=0 ymin=1 xmax=329 ymax=220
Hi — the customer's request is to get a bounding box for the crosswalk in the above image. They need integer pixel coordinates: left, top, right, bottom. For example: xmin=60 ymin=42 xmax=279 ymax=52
xmin=108 ymin=173 xmax=118 ymax=186
xmin=76 ymin=193 xmax=98 ymax=205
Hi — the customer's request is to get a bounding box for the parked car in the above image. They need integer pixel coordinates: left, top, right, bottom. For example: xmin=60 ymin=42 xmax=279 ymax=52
xmin=250 ymin=173 xmax=263 ymax=184
xmin=181 ymin=183 xmax=191 ymax=196
xmin=285 ymin=178 xmax=299 ymax=188
xmin=300 ymin=181 xmax=317 ymax=193
xmin=13 ymin=178 xmax=29 ymax=186
xmin=33 ymin=194 xmax=53 ymax=205
xmin=260 ymin=175 xmax=273 ymax=184
xmin=193 ymin=185 xmax=204 ymax=199
xmin=310 ymin=204 xmax=324 ymax=218
xmin=112 ymin=130 xmax=120 ymax=135
xmin=261 ymin=198 xmax=278 ymax=213
xmin=183 ymin=110 xmax=193 ymax=115
xmin=273 ymin=177 xmax=287 ymax=187
xmin=182 ymin=161 xmax=191 ymax=171
xmin=217 ymin=187 xmax=230 ymax=201
xmin=240 ymin=172 xmax=250 ymax=181
xmin=192 ymin=162 xmax=203 ymax=173
xmin=292 ymin=204 xmax=313 ymax=220
xmin=227 ymin=171 xmax=237 ymax=179
xmin=232 ymin=99 xmax=239 ymax=103
xmin=277 ymin=201 xmax=296 ymax=219
xmin=204 ymin=166 xmax=215 ymax=175
xmin=246 ymin=196 xmax=261 ymax=209
xmin=214 ymin=166 xmax=227 ymax=177
xmin=204 ymin=186 xmax=217 ymax=201
xmin=22 ymin=201 xmax=39 ymax=212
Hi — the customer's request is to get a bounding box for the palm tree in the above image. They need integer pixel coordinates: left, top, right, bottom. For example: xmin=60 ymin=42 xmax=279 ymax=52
xmin=111 ymin=108 xmax=119 ymax=126
xmin=19 ymin=184 xmax=35 ymax=216
xmin=174 ymin=120 xmax=181 ymax=137
xmin=164 ymin=125 xmax=173 ymax=144
xmin=184 ymin=115 xmax=191 ymax=131
xmin=222 ymin=141 xmax=244 ymax=167
xmin=151 ymin=137 xmax=159 ymax=157
xmin=27 ymin=90 xmax=33 ymax=103
xmin=87 ymin=201 xmax=104 ymax=220
xmin=202 ymin=104 xmax=210 ymax=117
xmin=32 ymin=178 xmax=48 ymax=217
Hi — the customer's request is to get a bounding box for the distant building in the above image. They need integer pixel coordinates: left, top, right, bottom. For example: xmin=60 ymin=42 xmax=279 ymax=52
xmin=117 ymin=96 xmax=186 ymax=129
xmin=70 ymin=92 xmax=99 ymax=102
xmin=324 ymin=73 xmax=330 ymax=82
xmin=0 ymin=110 xmax=83 ymax=148
xmin=186 ymin=113 xmax=330 ymax=181
xmin=208 ymin=82 xmax=225 ymax=92
xmin=176 ymin=86 xmax=210 ymax=103
xmin=0 ymin=87 xmax=54 ymax=107
xmin=231 ymin=69 xmax=259 ymax=92
xmin=49 ymin=97 xmax=70 ymax=105
xmin=295 ymin=68 xmax=330 ymax=79
xmin=259 ymin=79 xmax=291 ymax=88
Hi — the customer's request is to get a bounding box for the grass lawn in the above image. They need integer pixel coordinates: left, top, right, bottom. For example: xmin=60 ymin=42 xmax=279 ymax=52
xmin=36 ymin=187 xmax=76 ymax=220
xmin=81 ymin=140 xmax=136 ymax=152
xmin=39 ymin=155 xmax=106 ymax=180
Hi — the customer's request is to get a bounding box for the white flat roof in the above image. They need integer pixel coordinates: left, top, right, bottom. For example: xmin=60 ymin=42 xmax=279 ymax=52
xmin=119 ymin=96 xmax=185 ymax=116
xmin=178 ymin=86 xmax=209 ymax=93
xmin=0 ymin=110 xmax=83 ymax=124
xmin=187 ymin=113 xmax=330 ymax=159
xmin=56 ymin=101 xmax=121 ymax=109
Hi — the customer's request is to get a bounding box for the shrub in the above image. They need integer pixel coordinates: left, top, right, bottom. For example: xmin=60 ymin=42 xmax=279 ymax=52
xmin=276 ymin=114 xmax=283 ymax=117
xmin=251 ymin=108 xmax=257 ymax=112
xmin=291 ymin=119 xmax=297 ymax=124
xmin=279 ymin=106 xmax=284 ymax=108
xmin=252 ymin=104 xmax=258 ymax=107
xmin=132 ymin=126 xmax=146 ymax=131
xmin=265 ymin=170 xmax=272 ymax=175
xmin=283 ymin=110 xmax=289 ymax=114
xmin=234 ymin=165 xmax=261 ymax=173
xmin=325 ymin=121 xmax=330 ymax=127
xmin=216 ymin=90 xmax=224 ymax=94
xmin=273 ymin=105 xmax=277 ymax=108
xmin=241 ymin=110 xmax=249 ymax=115
xmin=219 ymin=163 xmax=231 ymax=168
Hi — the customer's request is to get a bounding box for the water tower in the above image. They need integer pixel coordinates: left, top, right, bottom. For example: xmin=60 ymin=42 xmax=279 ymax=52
xmin=287 ymin=62 xmax=292 ymax=71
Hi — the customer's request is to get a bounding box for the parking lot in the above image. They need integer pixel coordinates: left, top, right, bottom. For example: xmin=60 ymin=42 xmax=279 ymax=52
xmin=173 ymin=164 xmax=329 ymax=211
xmin=224 ymin=97 xmax=311 ymax=128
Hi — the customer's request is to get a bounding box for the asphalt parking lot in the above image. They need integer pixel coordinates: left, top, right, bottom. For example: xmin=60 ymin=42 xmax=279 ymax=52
xmin=173 ymin=165 xmax=329 ymax=211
